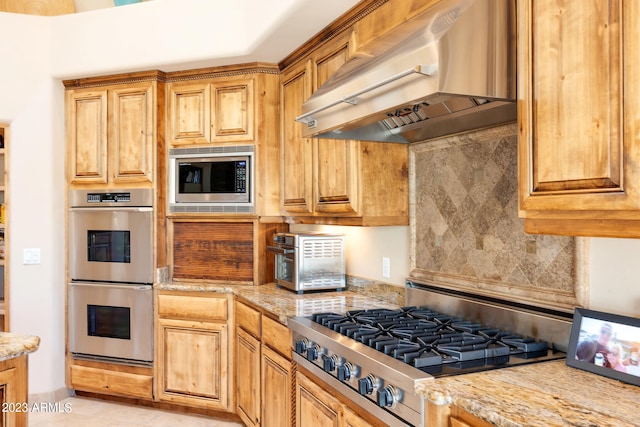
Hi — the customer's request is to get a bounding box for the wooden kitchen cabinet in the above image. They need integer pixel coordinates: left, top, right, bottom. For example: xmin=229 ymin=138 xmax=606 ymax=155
xmin=169 ymin=219 xmax=286 ymax=285
xmin=235 ymin=300 xmax=295 ymax=427
xmin=0 ymin=355 xmax=29 ymax=427
xmin=165 ymin=64 xmax=282 ymax=219
xmin=155 ymin=291 xmax=233 ymax=412
xmin=65 ymin=72 xmax=163 ymax=188
xmin=167 ymin=77 xmax=253 ymax=146
xmin=518 ymin=0 xmax=640 ymax=237
xmin=68 ymin=358 xmax=153 ymax=400
xmin=279 ymin=28 xmax=408 ymax=226
xmin=296 ymin=371 xmax=376 ymax=427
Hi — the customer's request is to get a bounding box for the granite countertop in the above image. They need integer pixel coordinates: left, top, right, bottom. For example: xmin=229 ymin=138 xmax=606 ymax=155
xmin=418 ymin=359 xmax=640 ymax=427
xmin=0 ymin=332 xmax=40 ymax=362
xmin=156 ymin=279 xmax=640 ymax=426
xmin=156 ymin=279 xmax=405 ymax=324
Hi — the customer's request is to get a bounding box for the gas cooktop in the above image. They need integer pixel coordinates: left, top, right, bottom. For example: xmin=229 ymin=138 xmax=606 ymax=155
xmin=309 ymin=306 xmax=564 ymax=377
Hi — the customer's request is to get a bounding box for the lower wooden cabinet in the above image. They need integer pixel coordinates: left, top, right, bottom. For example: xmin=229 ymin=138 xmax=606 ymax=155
xmin=235 ymin=300 xmax=295 ymax=427
xmin=296 ymin=371 xmax=375 ymax=427
xmin=0 ymin=355 xmax=29 ymax=427
xmin=68 ymin=359 xmax=153 ymax=400
xmin=155 ymin=291 xmax=233 ymax=411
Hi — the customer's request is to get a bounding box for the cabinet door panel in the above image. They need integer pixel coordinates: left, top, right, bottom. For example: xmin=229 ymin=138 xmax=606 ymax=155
xmin=110 ymin=84 xmax=153 ymax=184
xmin=169 ymin=82 xmax=211 ymax=145
xmin=281 ymin=62 xmax=314 ymax=214
xmin=67 ymin=90 xmax=108 ymax=184
xmin=237 ymin=328 xmax=260 ymax=427
xmin=296 ymin=372 xmax=340 ymax=427
xmin=519 ymin=0 xmax=636 ymax=211
xmin=314 ymin=41 xmax=358 ymax=214
xmin=159 ymin=319 xmax=228 ymax=409
xmin=212 ymin=80 xmax=254 ymax=142
xmin=262 ymin=346 xmax=294 ymax=427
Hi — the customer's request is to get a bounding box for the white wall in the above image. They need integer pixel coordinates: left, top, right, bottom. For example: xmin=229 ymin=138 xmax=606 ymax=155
xmin=290 ymin=225 xmax=411 ymax=286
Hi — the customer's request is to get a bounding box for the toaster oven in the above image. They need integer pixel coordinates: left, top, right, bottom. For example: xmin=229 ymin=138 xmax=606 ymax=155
xmin=267 ymin=232 xmax=345 ymax=293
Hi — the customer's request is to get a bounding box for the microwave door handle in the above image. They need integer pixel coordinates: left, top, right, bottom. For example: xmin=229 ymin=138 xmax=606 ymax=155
xmin=266 ymin=246 xmax=295 ymax=255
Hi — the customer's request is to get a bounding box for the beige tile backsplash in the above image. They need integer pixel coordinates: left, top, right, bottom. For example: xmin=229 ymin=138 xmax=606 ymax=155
xmin=409 ymin=123 xmax=587 ymax=310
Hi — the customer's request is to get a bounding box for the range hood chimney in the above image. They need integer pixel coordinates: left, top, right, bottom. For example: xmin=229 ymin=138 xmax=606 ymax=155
xmin=296 ymin=0 xmax=516 ymax=143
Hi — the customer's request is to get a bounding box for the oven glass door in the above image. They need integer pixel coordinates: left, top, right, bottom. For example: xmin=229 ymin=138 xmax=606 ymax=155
xmin=68 ymin=282 xmax=153 ymax=363
xmin=275 ymin=252 xmax=294 ymax=286
xmin=69 ymin=207 xmax=153 ymax=284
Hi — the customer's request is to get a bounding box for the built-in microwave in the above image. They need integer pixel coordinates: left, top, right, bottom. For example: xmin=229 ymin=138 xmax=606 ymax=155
xmin=169 ymin=146 xmax=254 ymax=212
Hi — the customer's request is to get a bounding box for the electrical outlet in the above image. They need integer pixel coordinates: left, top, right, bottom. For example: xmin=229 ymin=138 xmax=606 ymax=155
xmin=382 ymin=257 xmax=391 ymax=279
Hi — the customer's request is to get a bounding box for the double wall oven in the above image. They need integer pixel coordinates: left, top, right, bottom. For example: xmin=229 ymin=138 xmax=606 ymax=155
xmin=68 ymin=189 xmax=154 ymax=365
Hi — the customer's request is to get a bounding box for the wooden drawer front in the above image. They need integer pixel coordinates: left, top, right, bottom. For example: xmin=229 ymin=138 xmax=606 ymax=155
xmin=172 ymin=221 xmax=254 ymax=282
xmin=236 ymin=301 xmax=261 ymax=338
xmin=158 ymin=294 xmax=228 ymax=321
xmin=262 ymin=316 xmax=292 ymax=358
xmin=69 ymin=365 xmax=153 ymax=399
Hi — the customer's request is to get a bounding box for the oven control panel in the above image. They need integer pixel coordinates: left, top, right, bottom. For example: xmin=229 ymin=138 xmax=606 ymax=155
xmin=294 ymin=337 xmax=404 ymax=409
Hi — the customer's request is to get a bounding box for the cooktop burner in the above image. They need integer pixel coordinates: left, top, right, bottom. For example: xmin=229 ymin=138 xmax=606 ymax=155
xmin=310 ymin=306 xmax=561 ymax=375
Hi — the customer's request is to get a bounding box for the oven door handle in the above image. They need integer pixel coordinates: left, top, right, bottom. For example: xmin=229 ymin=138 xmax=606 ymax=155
xmin=69 ymin=207 xmax=153 ymax=213
xmin=266 ymin=246 xmax=295 ymax=255
xmin=69 ymin=282 xmax=152 ymax=291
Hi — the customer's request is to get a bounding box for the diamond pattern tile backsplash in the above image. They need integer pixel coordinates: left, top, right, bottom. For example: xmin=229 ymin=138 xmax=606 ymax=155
xmin=411 ymin=124 xmax=583 ymax=308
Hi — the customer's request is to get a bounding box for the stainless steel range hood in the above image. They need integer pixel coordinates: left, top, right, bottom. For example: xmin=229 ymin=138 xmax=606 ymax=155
xmin=296 ymin=0 xmax=517 ymax=143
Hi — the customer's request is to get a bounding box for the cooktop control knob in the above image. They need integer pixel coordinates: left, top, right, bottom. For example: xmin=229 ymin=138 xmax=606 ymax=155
xmin=337 ymin=362 xmax=356 ymax=382
xmin=306 ymin=343 xmax=322 ymax=361
xmin=357 ymin=374 xmax=379 ymax=396
xmin=294 ymin=338 xmax=311 ymax=355
xmin=322 ymin=354 xmax=339 ymax=373
xmin=377 ymin=384 xmax=400 ymax=408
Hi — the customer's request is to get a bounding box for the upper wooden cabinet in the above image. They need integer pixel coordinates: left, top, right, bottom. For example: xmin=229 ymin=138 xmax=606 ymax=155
xmin=280 ymin=31 xmax=409 ymax=226
xmin=65 ymin=73 xmax=162 ymax=189
xmin=168 ymin=77 xmax=254 ymax=146
xmin=165 ymin=65 xmax=282 ymax=219
xmin=518 ymin=0 xmax=640 ymax=237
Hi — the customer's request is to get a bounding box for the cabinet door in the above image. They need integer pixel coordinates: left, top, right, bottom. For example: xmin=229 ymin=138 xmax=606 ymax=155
xmin=110 ymin=84 xmax=154 ymax=184
xmin=237 ymin=328 xmax=261 ymax=427
xmin=518 ymin=0 xmax=640 ymax=235
xmin=313 ymin=39 xmax=359 ymax=215
xmin=281 ymin=60 xmax=314 ymax=214
xmin=261 ymin=346 xmax=294 ymax=427
xmin=343 ymin=407 xmax=374 ymax=427
xmin=168 ymin=82 xmax=211 ymax=146
xmin=211 ymin=79 xmax=254 ymax=142
xmin=296 ymin=371 xmax=341 ymax=427
xmin=157 ymin=318 xmax=229 ymax=410
xmin=67 ymin=89 xmax=108 ymax=184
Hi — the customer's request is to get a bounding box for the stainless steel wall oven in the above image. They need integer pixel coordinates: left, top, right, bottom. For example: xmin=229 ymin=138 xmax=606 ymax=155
xmin=68 ymin=189 xmax=154 ymax=365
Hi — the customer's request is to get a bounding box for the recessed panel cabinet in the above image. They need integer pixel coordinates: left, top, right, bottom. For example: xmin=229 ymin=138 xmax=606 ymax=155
xmin=518 ymin=0 xmax=640 ymax=237
xmin=155 ymin=292 xmax=233 ymax=412
xmin=168 ymin=78 xmax=254 ymax=146
xmin=280 ymin=32 xmax=408 ymax=225
xmin=235 ymin=300 xmax=295 ymax=427
xmin=65 ymin=76 xmax=160 ymax=188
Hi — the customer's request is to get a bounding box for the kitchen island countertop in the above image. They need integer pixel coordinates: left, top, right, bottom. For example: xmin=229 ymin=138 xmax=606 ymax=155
xmin=0 ymin=332 xmax=40 ymax=362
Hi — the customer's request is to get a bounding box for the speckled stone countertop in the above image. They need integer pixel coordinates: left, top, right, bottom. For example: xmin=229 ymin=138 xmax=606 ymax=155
xmin=156 ymin=276 xmax=405 ymax=324
xmin=418 ymin=359 xmax=640 ymax=426
xmin=0 ymin=333 xmax=40 ymax=362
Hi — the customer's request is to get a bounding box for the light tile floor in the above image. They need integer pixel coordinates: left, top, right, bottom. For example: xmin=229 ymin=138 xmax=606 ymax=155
xmin=28 ymin=396 xmax=245 ymax=427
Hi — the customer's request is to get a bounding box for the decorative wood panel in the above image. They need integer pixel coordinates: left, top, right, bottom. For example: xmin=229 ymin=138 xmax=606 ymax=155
xmin=172 ymin=221 xmax=253 ymax=281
